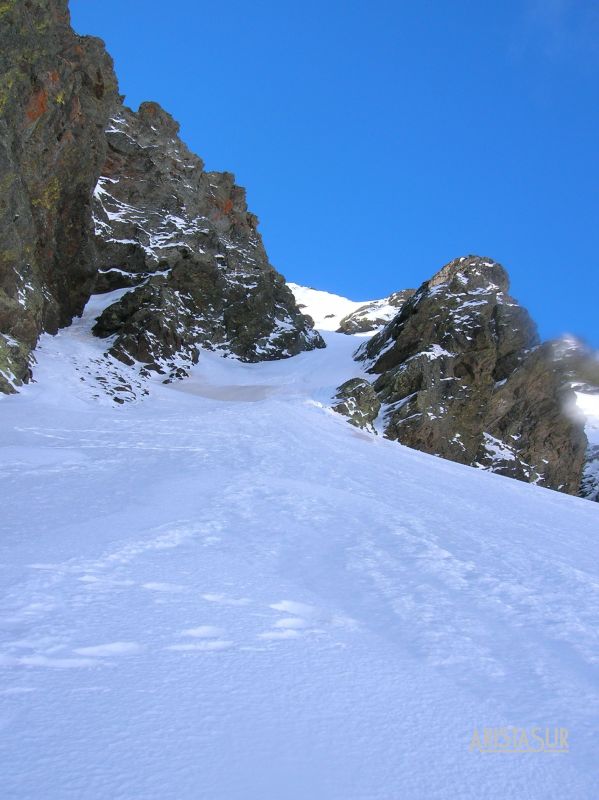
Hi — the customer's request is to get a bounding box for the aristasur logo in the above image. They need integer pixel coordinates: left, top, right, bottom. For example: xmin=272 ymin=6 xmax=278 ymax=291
xmin=469 ymin=726 xmax=569 ymax=754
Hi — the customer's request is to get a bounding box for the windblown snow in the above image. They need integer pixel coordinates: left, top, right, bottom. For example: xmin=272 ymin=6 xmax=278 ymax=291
xmin=1 ymin=290 xmax=598 ymax=799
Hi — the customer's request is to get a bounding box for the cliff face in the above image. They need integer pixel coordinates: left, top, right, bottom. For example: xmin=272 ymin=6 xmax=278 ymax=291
xmin=336 ymin=256 xmax=588 ymax=495
xmin=90 ymin=104 xmax=324 ymax=378
xmin=0 ymin=0 xmax=118 ymax=392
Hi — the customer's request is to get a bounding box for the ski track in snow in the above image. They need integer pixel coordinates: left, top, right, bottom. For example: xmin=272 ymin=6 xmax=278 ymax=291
xmin=0 ymin=293 xmax=598 ymax=798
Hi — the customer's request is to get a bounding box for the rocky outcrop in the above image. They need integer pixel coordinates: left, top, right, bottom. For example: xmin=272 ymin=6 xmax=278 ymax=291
xmin=336 ymin=290 xmax=415 ymax=334
xmin=90 ymin=105 xmax=324 ymax=377
xmin=333 ymin=378 xmax=381 ymax=433
xmin=0 ymin=0 xmax=118 ymax=392
xmin=336 ymin=256 xmax=588 ymax=495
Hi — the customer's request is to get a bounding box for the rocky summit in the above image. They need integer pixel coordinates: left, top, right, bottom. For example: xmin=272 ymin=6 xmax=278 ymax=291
xmin=335 ymin=255 xmax=589 ymax=496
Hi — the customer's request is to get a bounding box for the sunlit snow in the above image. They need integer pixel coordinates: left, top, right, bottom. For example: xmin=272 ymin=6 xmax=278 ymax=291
xmin=0 ymin=292 xmax=598 ymax=798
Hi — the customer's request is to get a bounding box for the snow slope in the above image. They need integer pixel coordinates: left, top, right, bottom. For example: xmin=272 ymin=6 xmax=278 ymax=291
xmin=288 ymin=283 xmax=371 ymax=330
xmin=0 ymin=293 xmax=598 ymax=799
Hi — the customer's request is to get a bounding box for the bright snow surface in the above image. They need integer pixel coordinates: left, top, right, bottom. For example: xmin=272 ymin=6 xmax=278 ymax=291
xmin=288 ymin=283 xmax=372 ymax=330
xmin=0 ymin=291 xmax=598 ymax=799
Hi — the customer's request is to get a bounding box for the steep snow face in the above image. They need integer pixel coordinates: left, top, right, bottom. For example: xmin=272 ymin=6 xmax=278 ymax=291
xmin=578 ymin=391 xmax=599 ymax=501
xmin=288 ymin=283 xmax=412 ymax=334
xmin=1 ymin=291 xmax=598 ymax=798
xmin=287 ymin=283 xmax=370 ymax=330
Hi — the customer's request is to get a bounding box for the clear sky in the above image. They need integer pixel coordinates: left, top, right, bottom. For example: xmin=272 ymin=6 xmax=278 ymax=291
xmin=70 ymin=0 xmax=599 ymax=347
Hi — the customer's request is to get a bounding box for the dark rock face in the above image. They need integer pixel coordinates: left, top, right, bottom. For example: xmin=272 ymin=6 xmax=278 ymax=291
xmin=333 ymin=378 xmax=381 ymax=432
xmin=90 ymin=105 xmax=324 ymax=376
xmin=336 ymin=290 xmax=415 ymax=334
xmin=336 ymin=256 xmax=587 ymax=495
xmin=475 ymin=343 xmax=586 ymax=494
xmin=0 ymin=0 xmax=118 ymax=392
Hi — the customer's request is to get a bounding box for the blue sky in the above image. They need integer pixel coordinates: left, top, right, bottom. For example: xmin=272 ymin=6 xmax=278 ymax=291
xmin=71 ymin=0 xmax=599 ymax=346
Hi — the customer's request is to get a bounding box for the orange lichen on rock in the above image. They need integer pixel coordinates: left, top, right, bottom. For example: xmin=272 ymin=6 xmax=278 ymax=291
xmin=25 ymin=88 xmax=48 ymax=123
xmin=69 ymin=94 xmax=82 ymax=122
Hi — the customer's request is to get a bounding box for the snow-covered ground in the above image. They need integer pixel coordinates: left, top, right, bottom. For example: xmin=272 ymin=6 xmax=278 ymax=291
xmin=1 ymin=292 xmax=598 ymax=799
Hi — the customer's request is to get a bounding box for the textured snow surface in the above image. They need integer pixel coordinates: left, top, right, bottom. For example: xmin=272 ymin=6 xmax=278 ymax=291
xmin=0 ymin=296 xmax=598 ymax=798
